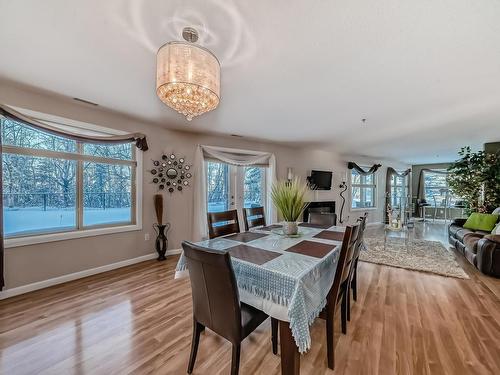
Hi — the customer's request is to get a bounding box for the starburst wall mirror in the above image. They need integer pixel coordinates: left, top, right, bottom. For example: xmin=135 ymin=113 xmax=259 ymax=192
xmin=150 ymin=152 xmax=192 ymax=193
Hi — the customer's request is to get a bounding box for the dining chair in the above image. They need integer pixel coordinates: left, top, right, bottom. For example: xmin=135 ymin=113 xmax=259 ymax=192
xmin=321 ymin=223 xmax=360 ymax=370
xmin=182 ymin=241 xmax=276 ymax=375
xmin=347 ymin=213 xmax=368 ymax=322
xmin=242 ymin=206 xmax=266 ymax=231
xmin=308 ymin=212 xmax=337 ymax=227
xmin=418 ymin=199 xmax=431 ymax=222
xmin=267 ymin=224 xmax=361 ymax=369
xmin=269 ymin=224 xmax=358 ymax=369
xmin=207 ymin=209 xmax=240 ymax=239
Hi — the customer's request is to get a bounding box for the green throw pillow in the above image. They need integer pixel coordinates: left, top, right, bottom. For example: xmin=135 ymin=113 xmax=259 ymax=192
xmin=463 ymin=213 xmax=499 ymax=232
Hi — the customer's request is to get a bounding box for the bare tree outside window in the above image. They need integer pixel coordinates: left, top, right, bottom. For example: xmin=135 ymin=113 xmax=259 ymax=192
xmin=1 ymin=118 xmax=136 ymax=237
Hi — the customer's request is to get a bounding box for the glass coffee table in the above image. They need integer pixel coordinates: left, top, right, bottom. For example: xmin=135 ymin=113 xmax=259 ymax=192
xmin=384 ymin=225 xmax=412 ymax=250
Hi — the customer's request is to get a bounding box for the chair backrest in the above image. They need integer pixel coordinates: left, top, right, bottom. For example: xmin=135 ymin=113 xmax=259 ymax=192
xmin=243 ymin=206 xmax=266 ymax=231
xmin=340 ymin=223 xmax=360 ymax=284
xmin=182 ymin=241 xmax=242 ymax=344
xmin=207 ymin=209 xmax=240 ymax=239
xmin=327 ymin=223 xmax=360 ymax=305
xmin=356 ymin=213 xmax=368 ymax=247
xmin=351 ymin=213 xmax=368 ymax=264
xmin=308 ymin=212 xmax=337 ymax=227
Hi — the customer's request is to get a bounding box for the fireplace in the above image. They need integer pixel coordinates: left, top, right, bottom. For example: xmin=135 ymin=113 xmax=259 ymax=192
xmin=303 ymin=201 xmax=336 ymax=225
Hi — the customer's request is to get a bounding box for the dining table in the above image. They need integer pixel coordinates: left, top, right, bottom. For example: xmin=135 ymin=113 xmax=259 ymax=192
xmin=175 ymin=223 xmax=346 ymax=375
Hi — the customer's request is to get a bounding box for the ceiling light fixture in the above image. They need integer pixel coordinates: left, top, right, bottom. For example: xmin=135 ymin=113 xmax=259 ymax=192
xmin=156 ymin=27 xmax=221 ymax=121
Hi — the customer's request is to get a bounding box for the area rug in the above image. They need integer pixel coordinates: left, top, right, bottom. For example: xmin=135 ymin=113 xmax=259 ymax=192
xmin=360 ymin=237 xmax=469 ymax=279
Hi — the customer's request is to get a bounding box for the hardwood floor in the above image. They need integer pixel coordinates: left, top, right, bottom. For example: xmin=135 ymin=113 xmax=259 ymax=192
xmin=1 ymin=222 xmax=500 ymax=374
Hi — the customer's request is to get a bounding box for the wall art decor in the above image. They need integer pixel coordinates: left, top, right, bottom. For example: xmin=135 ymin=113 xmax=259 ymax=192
xmin=150 ymin=152 xmax=192 ymax=193
xmin=153 ymin=194 xmax=170 ymax=261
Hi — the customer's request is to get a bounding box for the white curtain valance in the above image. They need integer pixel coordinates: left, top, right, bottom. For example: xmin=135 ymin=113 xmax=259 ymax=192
xmin=201 ymin=145 xmax=274 ymax=166
xmin=0 ymin=104 xmax=148 ymax=151
xmin=192 ymin=145 xmax=277 ymax=241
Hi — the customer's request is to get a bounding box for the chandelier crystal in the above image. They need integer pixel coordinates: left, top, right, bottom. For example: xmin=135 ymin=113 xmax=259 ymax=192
xmin=156 ymin=29 xmax=220 ymax=121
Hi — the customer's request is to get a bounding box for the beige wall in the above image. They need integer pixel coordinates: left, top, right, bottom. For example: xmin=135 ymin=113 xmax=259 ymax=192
xmin=292 ymin=149 xmax=409 ymax=225
xmin=0 ymin=82 xmax=407 ymax=289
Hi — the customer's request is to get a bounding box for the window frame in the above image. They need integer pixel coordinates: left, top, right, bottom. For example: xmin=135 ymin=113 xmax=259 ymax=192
xmin=3 ymin=109 xmax=142 ymax=248
xmin=350 ymin=168 xmax=378 ymax=211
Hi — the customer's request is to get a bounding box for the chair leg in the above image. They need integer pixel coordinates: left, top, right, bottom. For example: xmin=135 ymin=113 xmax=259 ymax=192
xmin=231 ymin=343 xmax=241 ymax=375
xmin=271 ymin=317 xmax=278 ymax=355
xmin=326 ymin=303 xmax=335 ymax=370
xmin=187 ymin=320 xmax=204 ymax=374
xmin=341 ymin=287 xmax=347 ymax=335
xmin=352 ymin=262 xmax=358 ymax=302
xmin=347 ymin=283 xmax=351 ymax=322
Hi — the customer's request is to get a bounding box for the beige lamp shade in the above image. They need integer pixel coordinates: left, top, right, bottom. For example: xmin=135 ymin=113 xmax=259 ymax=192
xmin=156 ymin=41 xmax=220 ymax=121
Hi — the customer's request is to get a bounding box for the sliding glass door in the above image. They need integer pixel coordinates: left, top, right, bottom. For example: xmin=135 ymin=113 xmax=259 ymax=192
xmin=206 ymin=162 xmax=267 ymax=215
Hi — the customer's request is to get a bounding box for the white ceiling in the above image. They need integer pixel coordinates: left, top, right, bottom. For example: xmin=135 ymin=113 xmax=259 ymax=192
xmin=1 ymin=0 xmax=499 ymax=164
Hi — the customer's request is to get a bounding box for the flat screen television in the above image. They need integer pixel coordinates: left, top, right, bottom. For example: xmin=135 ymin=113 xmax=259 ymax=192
xmin=308 ymin=170 xmax=333 ymax=190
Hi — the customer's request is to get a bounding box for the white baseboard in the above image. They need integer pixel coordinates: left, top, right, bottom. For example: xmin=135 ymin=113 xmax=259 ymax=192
xmin=0 ymin=248 xmax=182 ymax=300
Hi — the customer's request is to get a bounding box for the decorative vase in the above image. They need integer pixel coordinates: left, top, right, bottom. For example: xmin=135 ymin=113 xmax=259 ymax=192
xmin=283 ymin=221 xmax=299 ymax=236
xmin=153 ymin=223 xmax=170 ymax=261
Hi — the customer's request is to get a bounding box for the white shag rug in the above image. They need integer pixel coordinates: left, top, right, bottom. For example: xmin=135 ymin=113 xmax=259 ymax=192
xmin=360 ymin=237 xmax=469 ymax=279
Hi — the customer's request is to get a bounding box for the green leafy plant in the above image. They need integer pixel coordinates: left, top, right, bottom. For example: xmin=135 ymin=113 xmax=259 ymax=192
xmin=447 ymin=146 xmax=500 ymax=213
xmin=271 ymin=178 xmax=309 ymax=222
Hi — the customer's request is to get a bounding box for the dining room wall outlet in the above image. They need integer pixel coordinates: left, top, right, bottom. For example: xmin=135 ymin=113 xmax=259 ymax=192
xmin=144 ymin=233 xmax=150 ymax=241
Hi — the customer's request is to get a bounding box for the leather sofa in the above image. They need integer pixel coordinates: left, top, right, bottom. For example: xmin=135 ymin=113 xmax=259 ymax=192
xmin=448 ymin=218 xmax=500 ymax=277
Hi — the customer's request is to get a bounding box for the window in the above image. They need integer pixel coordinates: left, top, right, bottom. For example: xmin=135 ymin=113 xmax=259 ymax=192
xmin=423 ymin=170 xmax=459 ymax=206
xmin=206 ymin=161 xmax=230 ymax=213
xmin=206 ymin=162 xmax=267 ymax=213
xmin=243 ymin=166 xmax=265 ymax=208
xmin=351 ymin=169 xmax=377 ymax=209
xmin=2 ymin=117 xmax=138 ymax=239
xmin=389 ymin=174 xmax=406 ymax=208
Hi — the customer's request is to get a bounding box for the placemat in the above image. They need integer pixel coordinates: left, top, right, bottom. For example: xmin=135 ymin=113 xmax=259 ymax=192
xmin=285 ymin=240 xmax=335 ymax=258
xmin=259 ymin=224 xmax=283 ymax=231
xmin=227 ymin=244 xmax=282 ymax=265
xmin=298 ymin=222 xmax=332 ymax=229
xmin=313 ymin=230 xmax=345 ymax=241
xmin=224 ymin=232 xmax=269 ymax=243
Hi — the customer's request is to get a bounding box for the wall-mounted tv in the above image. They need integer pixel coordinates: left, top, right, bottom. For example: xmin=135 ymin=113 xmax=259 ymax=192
xmin=308 ymin=170 xmax=333 ymax=190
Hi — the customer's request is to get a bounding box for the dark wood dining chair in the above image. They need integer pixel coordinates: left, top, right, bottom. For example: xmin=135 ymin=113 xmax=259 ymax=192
xmin=308 ymin=212 xmax=337 ymax=227
xmin=346 ymin=213 xmax=368 ymax=322
xmin=182 ymin=241 xmax=276 ymax=375
xmin=269 ymin=225 xmax=359 ymax=370
xmin=243 ymin=206 xmax=266 ymax=231
xmin=207 ymin=209 xmax=240 ymax=239
xmin=320 ymin=223 xmax=360 ymax=370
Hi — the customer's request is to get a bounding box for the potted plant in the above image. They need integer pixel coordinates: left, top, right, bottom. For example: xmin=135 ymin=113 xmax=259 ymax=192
xmin=271 ymin=177 xmax=309 ymax=235
xmin=447 ymin=147 xmax=500 ymax=213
